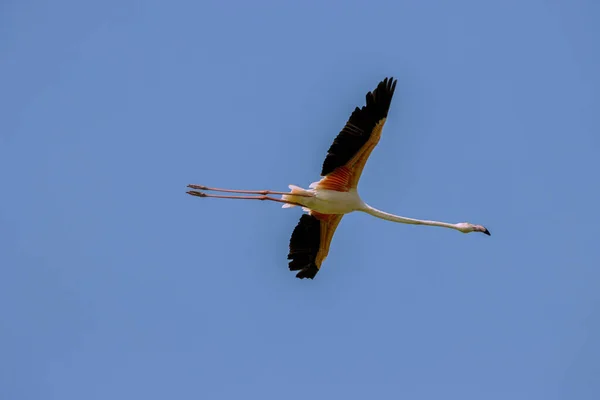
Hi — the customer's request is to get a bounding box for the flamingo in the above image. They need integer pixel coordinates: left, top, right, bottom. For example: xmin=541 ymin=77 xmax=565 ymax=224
xmin=187 ymin=77 xmax=490 ymax=279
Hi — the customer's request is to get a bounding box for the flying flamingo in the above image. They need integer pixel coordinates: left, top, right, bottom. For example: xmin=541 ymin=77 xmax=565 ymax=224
xmin=187 ymin=77 xmax=490 ymax=279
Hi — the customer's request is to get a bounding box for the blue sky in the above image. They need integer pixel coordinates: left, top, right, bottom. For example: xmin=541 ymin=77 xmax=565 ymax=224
xmin=1 ymin=0 xmax=599 ymax=398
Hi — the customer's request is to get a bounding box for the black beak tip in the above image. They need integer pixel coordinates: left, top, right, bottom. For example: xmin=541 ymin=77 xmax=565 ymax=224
xmin=483 ymin=228 xmax=491 ymax=236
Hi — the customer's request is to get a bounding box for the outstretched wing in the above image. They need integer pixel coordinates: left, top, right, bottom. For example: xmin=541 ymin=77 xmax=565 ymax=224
xmin=287 ymin=213 xmax=343 ymax=279
xmin=317 ymin=77 xmax=397 ymax=191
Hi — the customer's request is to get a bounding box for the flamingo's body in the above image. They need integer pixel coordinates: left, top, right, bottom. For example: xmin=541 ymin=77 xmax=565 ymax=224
xmin=187 ymin=77 xmax=490 ymax=279
xmin=282 ymin=186 xmax=364 ymax=215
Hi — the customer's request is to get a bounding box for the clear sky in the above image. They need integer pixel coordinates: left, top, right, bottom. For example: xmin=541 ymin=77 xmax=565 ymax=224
xmin=1 ymin=0 xmax=599 ymax=399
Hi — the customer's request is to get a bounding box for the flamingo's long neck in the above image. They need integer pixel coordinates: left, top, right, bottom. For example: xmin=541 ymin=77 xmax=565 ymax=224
xmin=361 ymin=204 xmax=461 ymax=232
